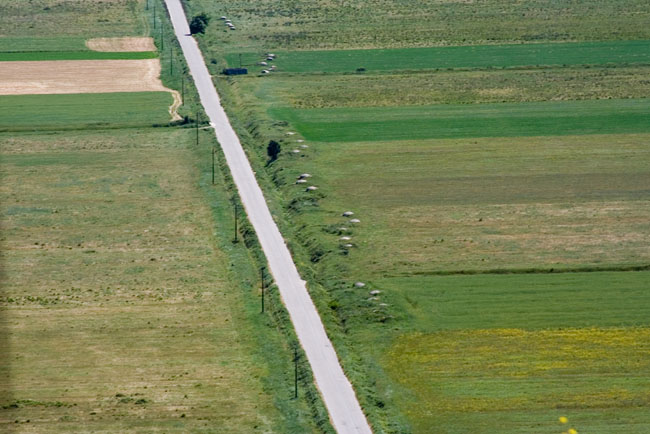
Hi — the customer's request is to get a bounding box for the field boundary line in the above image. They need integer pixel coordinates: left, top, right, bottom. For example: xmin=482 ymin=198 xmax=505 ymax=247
xmin=388 ymin=264 xmax=650 ymax=278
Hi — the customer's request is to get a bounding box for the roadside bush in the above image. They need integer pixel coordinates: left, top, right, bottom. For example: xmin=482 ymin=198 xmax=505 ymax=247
xmin=267 ymin=140 xmax=281 ymax=161
xmin=190 ymin=13 xmax=210 ymax=34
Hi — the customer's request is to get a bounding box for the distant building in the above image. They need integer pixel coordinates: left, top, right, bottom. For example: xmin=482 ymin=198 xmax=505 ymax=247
xmin=222 ymin=68 xmax=248 ymax=75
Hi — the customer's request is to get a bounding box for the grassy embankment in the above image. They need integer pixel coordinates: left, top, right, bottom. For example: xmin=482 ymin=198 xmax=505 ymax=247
xmin=177 ymin=0 xmax=650 ymax=432
xmin=0 ymin=0 xmax=331 ymax=432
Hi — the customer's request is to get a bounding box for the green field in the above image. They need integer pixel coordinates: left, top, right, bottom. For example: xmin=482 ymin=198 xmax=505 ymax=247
xmin=275 ymin=133 xmax=650 ymax=275
xmin=0 ymin=128 xmax=298 ymax=432
xmin=260 ymin=98 xmax=650 ymax=432
xmin=195 ymin=1 xmax=650 ymax=427
xmin=257 ymin=66 xmax=650 ymax=108
xmin=190 ymin=0 xmax=650 ymax=50
xmin=379 ymin=272 xmax=650 ymax=331
xmin=271 ymin=98 xmax=650 ymax=142
xmin=0 ymin=51 xmax=157 ymax=61
xmin=261 ymin=119 xmax=650 ymax=431
xmin=371 ymin=271 xmax=650 ymax=433
xmin=0 ymin=92 xmax=173 ymax=131
xmin=0 ymin=1 xmax=145 ymax=38
xmin=0 ymin=36 xmax=89 ymax=52
xmin=384 ymin=327 xmax=650 ymax=433
xmin=0 ymin=1 xmax=154 ymax=61
xmin=228 ymin=40 xmax=650 ymax=73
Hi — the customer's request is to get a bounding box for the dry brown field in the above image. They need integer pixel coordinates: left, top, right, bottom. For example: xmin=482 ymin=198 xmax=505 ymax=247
xmin=86 ymin=37 xmax=156 ymax=52
xmin=0 ymin=59 xmax=169 ymax=96
xmin=0 ymin=59 xmax=181 ymax=120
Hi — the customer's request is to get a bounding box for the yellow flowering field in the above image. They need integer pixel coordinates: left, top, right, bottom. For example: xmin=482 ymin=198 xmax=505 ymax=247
xmin=384 ymin=328 xmax=650 ymax=432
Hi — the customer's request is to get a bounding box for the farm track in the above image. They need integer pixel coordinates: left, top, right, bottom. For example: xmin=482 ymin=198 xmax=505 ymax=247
xmin=168 ymin=89 xmax=182 ymax=121
xmin=164 ymin=1 xmax=372 ymax=433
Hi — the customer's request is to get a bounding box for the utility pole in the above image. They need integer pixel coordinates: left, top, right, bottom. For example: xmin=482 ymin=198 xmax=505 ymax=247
xmin=260 ymin=267 xmax=265 ymax=313
xmin=294 ymin=346 xmax=299 ymax=399
xmin=181 ymin=76 xmax=184 ymax=105
xmin=195 ymin=111 xmax=199 ymax=146
xmin=211 ymin=147 xmax=215 ymax=185
xmin=233 ymin=204 xmax=238 ymax=243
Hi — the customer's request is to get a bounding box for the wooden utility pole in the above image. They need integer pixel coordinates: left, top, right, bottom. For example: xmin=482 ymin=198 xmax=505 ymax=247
xmin=294 ymin=347 xmax=299 ymax=399
xmin=211 ymin=147 xmax=215 ymax=185
xmin=260 ymin=267 xmax=265 ymax=313
xmin=233 ymin=204 xmax=238 ymax=243
xmin=195 ymin=111 xmax=199 ymax=146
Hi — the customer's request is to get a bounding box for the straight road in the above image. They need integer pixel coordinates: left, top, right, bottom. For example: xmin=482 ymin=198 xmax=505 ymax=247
xmin=163 ymin=1 xmax=373 ymax=433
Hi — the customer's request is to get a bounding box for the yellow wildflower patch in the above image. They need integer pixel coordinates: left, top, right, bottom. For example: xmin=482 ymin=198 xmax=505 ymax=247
xmin=384 ymin=328 xmax=650 ymax=431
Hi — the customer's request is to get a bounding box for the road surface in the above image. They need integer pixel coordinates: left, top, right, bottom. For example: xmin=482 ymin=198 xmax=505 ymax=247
xmin=164 ymin=1 xmax=373 ymax=433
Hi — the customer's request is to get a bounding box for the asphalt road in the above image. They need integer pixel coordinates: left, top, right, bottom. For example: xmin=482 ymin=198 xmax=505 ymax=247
xmin=164 ymin=1 xmax=373 ymax=433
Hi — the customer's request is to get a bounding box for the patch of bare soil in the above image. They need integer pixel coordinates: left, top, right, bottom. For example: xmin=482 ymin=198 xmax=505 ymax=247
xmin=168 ymin=89 xmax=182 ymax=121
xmin=86 ymin=37 xmax=156 ymax=52
xmin=0 ymin=59 xmax=181 ymax=120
